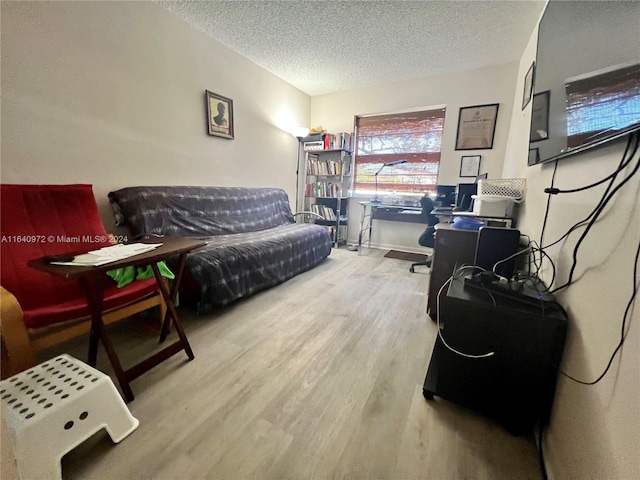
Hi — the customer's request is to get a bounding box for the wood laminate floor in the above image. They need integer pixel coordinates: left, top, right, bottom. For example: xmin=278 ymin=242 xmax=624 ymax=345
xmin=43 ymin=248 xmax=541 ymax=479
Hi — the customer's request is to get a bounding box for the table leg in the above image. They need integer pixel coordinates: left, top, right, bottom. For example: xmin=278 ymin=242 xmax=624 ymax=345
xmin=79 ymin=276 xmax=135 ymax=402
xmin=152 ymin=258 xmax=194 ymax=360
xmin=358 ymin=204 xmax=374 ymax=256
xmin=367 ymin=206 xmax=374 ymax=250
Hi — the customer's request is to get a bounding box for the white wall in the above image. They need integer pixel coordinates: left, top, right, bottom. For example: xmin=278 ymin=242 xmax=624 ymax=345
xmin=1 ymin=1 xmax=310 ymax=226
xmin=3 ymin=2 xmax=638 ymax=476
xmin=504 ymin=7 xmax=639 ymax=479
xmin=310 ymin=63 xmax=518 ymax=251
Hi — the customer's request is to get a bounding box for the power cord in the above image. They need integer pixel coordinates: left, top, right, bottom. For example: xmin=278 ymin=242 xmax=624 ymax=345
xmin=492 ymin=245 xmax=532 ymax=281
xmin=538 ymin=421 xmax=548 ymax=480
xmin=543 ymin=133 xmax=637 ymax=195
xmin=436 ymin=265 xmax=496 ymax=359
xmin=539 ymin=161 xmax=558 ymax=248
xmin=551 ymin=148 xmax=640 ymax=293
xmin=559 ymin=237 xmax=640 ymax=385
xmin=543 ymin=133 xmax=638 ymax=251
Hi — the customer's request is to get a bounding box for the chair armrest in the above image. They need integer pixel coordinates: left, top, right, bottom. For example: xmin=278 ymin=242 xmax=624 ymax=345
xmin=0 ymin=286 xmax=35 ymax=378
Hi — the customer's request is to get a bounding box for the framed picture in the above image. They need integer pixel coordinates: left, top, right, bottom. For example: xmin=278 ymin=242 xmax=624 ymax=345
xmin=206 ymin=90 xmax=234 ymax=139
xmin=530 ymin=90 xmax=550 ymax=142
xmin=522 ymin=62 xmax=535 ymax=110
xmin=528 ymin=148 xmax=539 ymax=165
xmin=460 ymin=155 xmax=481 ymax=177
xmin=455 ymin=103 xmax=499 ymax=150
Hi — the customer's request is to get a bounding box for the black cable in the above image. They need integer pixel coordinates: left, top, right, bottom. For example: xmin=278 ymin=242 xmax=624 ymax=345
xmin=543 ymin=133 xmax=638 ymax=250
xmin=560 ymin=237 xmax=640 ymax=385
xmin=540 ymin=161 xmax=558 ymax=247
xmin=527 ymin=241 xmax=554 ymax=286
xmin=529 ymin=240 xmax=542 ymax=278
xmin=539 ymin=421 xmax=548 ymax=480
xmin=530 ymin=244 xmax=556 ymax=292
xmin=551 ymin=146 xmax=640 ymax=293
xmin=544 ymin=133 xmax=637 ymax=195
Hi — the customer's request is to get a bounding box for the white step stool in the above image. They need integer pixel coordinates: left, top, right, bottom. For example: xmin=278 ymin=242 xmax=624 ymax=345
xmin=1 ymin=354 xmax=139 ymax=480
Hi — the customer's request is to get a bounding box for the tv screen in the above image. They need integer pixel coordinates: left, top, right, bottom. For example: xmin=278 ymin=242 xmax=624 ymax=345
xmin=528 ymin=1 xmax=640 ymax=166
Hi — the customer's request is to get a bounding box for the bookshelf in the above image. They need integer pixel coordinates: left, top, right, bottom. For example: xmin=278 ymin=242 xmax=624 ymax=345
xmin=301 ymin=133 xmax=353 ymax=247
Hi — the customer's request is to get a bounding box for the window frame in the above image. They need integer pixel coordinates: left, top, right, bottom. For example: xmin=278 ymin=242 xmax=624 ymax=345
xmin=353 ymin=106 xmax=446 ymax=198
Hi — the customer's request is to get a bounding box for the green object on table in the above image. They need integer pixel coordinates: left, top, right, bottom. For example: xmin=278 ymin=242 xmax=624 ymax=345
xmin=107 ymin=261 xmax=175 ymax=288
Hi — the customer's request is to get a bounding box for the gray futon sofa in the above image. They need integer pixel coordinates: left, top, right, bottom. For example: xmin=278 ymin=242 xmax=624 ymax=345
xmin=108 ymin=186 xmax=333 ymax=313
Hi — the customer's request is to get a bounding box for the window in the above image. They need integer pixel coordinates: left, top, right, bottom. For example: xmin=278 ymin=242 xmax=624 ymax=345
xmin=354 ymin=107 xmax=446 ymax=197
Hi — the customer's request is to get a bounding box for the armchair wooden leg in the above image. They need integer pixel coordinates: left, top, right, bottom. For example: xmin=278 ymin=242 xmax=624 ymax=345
xmin=0 ymin=287 xmax=36 ymax=378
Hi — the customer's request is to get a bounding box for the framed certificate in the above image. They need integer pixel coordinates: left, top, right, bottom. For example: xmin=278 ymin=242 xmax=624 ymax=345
xmin=460 ymin=155 xmax=481 ymax=177
xmin=455 ymin=103 xmax=499 ymax=150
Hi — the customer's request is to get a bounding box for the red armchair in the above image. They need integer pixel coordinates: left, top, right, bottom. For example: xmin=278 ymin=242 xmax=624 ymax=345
xmin=0 ymin=184 xmax=166 ymax=378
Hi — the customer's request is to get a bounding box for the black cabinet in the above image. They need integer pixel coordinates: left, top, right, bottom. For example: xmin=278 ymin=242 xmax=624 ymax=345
xmin=423 ymin=275 xmax=567 ymax=435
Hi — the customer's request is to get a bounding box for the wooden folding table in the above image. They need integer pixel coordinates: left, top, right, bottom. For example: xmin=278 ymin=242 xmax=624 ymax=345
xmin=28 ymin=237 xmax=205 ymax=402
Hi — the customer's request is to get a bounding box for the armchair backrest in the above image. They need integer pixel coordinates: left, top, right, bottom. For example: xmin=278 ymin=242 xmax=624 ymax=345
xmin=0 ymin=184 xmax=111 ymax=312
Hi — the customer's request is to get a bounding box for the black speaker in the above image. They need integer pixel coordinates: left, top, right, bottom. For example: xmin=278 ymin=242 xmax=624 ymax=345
xmin=473 ymin=227 xmax=521 ymax=278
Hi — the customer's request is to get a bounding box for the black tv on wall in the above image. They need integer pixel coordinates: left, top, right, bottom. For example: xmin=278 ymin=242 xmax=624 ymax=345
xmin=528 ymin=1 xmax=640 ymax=166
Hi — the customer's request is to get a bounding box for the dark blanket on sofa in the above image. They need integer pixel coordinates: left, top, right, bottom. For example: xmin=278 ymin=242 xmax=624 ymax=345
xmin=108 ymin=186 xmax=333 ymax=313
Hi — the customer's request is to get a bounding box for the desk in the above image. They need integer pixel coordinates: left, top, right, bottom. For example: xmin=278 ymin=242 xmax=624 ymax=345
xmin=430 ymin=209 xmax=515 ymax=228
xmin=28 ymin=236 xmax=205 ymax=402
xmin=357 ymin=201 xmax=423 ymax=253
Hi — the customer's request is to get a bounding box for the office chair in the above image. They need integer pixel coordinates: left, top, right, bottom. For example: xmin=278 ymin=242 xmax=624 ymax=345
xmin=409 ymin=196 xmax=438 ymax=272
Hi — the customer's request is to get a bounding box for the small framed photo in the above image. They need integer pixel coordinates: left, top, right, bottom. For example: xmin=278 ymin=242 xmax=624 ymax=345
xmin=460 ymin=155 xmax=481 ymax=177
xmin=206 ymin=90 xmax=234 ymax=139
xmin=455 ymin=103 xmax=499 ymax=150
xmin=530 ymin=90 xmax=550 ymax=142
xmin=522 ymin=61 xmax=535 ymax=110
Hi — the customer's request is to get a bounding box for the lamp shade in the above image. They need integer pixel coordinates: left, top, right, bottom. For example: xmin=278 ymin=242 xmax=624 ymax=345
xmin=292 ymin=126 xmax=310 ymax=139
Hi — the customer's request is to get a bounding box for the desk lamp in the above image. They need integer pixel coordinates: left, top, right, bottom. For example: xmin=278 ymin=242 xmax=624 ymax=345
xmin=372 ymin=159 xmax=407 ymax=203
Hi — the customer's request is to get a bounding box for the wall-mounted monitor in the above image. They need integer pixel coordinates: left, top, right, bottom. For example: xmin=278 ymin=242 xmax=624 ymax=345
xmin=528 ymin=1 xmax=640 ymax=166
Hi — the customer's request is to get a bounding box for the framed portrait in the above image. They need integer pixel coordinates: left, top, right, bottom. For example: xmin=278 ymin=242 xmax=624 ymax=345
xmin=455 ymin=103 xmax=499 ymax=150
xmin=460 ymin=155 xmax=481 ymax=177
xmin=206 ymin=90 xmax=234 ymax=139
xmin=530 ymin=90 xmax=550 ymax=142
xmin=522 ymin=62 xmax=535 ymax=110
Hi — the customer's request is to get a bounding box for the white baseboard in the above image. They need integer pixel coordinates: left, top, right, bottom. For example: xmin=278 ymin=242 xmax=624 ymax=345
xmin=348 ymin=239 xmax=430 ymax=256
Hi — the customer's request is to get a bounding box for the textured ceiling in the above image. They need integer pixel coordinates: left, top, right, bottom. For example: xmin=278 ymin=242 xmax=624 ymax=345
xmin=161 ymin=0 xmax=546 ymax=96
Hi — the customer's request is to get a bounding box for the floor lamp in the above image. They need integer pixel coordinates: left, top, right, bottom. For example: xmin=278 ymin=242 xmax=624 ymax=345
xmin=372 ymin=159 xmax=407 ymax=202
xmin=292 ymin=127 xmax=310 ymax=214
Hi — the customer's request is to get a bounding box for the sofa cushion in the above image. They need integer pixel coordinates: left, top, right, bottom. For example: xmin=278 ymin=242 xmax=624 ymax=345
xmin=109 ymin=186 xmax=296 ymax=237
xmin=183 ymin=223 xmax=332 ymax=313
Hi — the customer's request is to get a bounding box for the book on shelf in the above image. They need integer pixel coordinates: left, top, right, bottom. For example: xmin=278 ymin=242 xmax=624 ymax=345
xmin=307 ymin=155 xmax=343 ymax=176
xmin=308 ymin=203 xmax=337 ymax=221
xmin=338 ymin=224 xmax=348 ymax=241
xmin=322 ymin=132 xmax=353 ymax=151
xmin=322 ymin=206 xmax=336 ymax=220
xmin=303 ymin=132 xmax=353 ymax=152
xmin=305 ymin=182 xmax=341 ymax=198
